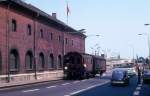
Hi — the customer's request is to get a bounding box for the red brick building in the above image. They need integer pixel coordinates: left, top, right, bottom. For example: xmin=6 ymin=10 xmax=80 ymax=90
xmin=0 ymin=0 xmax=85 ymax=82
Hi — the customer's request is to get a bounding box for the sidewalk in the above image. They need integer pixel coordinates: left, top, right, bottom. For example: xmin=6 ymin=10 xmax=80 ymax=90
xmin=0 ymin=77 xmax=62 ymax=89
xmin=0 ymin=71 xmax=63 ymax=89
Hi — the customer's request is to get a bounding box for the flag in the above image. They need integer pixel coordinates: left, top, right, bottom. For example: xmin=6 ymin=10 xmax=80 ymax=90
xmin=67 ymin=1 xmax=70 ymax=16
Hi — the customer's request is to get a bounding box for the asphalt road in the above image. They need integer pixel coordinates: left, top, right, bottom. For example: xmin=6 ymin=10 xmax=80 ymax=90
xmin=0 ymin=71 xmax=149 ymax=96
xmin=75 ymin=76 xmax=138 ymax=96
xmin=0 ymin=77 xmax=110 ymax=96
xmin=139 ymin=81 xmax=150 ymax=96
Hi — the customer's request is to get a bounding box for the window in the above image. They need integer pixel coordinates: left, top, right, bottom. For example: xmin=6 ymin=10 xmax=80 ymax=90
xmin=27 ymin=24 xmax=32 ymax=35
xmin=25 ymin=51 xmax=33 ymax=70
xmin=12 ymin=19 xmax=17 ymax=32
xmin=9 ymin=49 xmax=19 ymax=71
xmin=58 ymin=55 xmax=62 ymax=68
xmin=0 ymin=52 xmax=2 ymax=74
xmin=48 ymin=54 xmax=54 ymax=68
xmin=71 ymin=40 xmax=73 ymax=46
xmin=65 ymin=38 xmax=68 ymax=44
xmin=58 ymin=35 xmax=61 ymax=42
xmin=50 ymin=33 xmax=53 ymax=40
xmin=40 ymin=29 xmax=44 ymax=38
xmin=39 ymin=53 xmax=45 ymax=69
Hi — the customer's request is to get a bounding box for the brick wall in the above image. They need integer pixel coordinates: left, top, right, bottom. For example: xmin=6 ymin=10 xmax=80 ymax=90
xmin=0 ymin=4 xmax=85 ymax=75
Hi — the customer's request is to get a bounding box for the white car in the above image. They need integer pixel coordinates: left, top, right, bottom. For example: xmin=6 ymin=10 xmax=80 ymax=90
xmin=126 ymin=67 xmax=136 ymax=76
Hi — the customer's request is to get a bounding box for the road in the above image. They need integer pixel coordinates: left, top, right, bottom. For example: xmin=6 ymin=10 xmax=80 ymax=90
xmin=0 ymin=77 xmax=109 ymax=96
xmin=139 ymin=82 xmax=150 ymax=96
xmin=0 ymin=71 xmax=149 ymax=96
xmin=76 ymin=76 xmax=138 ymax=96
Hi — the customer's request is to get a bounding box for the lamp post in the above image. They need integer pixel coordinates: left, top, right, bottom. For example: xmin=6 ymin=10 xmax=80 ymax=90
xmin=144 ymin=23 xmax=150 ymax=68
xmin=138 ymin=32 xmax=150 ymax=67
xmin=86 ymin=35 xmax=101 ymax=55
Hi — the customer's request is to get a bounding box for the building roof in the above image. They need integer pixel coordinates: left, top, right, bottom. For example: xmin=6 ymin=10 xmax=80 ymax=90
xmin=0 ymin=0 xmax=86 ymax=37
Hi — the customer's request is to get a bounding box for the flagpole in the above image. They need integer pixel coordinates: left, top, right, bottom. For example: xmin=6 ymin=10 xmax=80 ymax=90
xmin=66 ymin=0 xmax=69 ymax=25
xmin=63 ymin=0 xmax=69 ymax=58
xmin=67 ymin=13 xmax=68 ymax=25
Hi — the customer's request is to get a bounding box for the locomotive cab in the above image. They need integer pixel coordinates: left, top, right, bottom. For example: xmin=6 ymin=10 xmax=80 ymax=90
xmin=63 ymin=52 xmax=85 ymax=79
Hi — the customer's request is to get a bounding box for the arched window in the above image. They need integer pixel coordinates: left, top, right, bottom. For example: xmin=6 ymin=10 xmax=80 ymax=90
xmin=39 ymin=53 xmax=45 ymax=69
xmin=0 ymin=52 xmax=2 ymax=74
xmin=58 ymin=55 xmax=62 ymax=68
xmin=48 ymin=54 xmax=54 ymax=68
xmin=9 ymin=49 xmax=19 ymax=71
xmin=25 ymin=51 xmax=33 ymax=70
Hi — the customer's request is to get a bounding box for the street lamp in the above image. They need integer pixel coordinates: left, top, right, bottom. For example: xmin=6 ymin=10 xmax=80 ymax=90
xmin=138 ymin=33 xmax=150 ymax=67
xmin=144 ymin=24 xmax=150 ymax=26
xmin=86 ymin=35 xmax=101 ymax=55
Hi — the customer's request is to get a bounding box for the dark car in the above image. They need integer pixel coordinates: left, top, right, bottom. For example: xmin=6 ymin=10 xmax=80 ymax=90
xmin=143 ymin=69 xmax=150 ymax=84
xmin=111 ymin=69 xmax=129 ymax=86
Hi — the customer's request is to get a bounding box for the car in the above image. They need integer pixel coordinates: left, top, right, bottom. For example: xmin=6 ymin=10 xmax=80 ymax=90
xmin=111 ymin=69 xmax=130 ymax=86
xmin=143 ymin=69 xmax=150 ymax=84
xmin=126 ymin=67 xmax=137 ymax=77
xmin=113 ymin=63 xmax=137 ymax=77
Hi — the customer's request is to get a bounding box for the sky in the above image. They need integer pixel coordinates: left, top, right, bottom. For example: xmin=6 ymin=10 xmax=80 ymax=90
xmin=24 ymin=0 xmax=150 ymax=59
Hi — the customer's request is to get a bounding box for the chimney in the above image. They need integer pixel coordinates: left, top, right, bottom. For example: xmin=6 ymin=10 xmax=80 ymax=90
xmin=52 ymin=13 xmax=57 ymax=19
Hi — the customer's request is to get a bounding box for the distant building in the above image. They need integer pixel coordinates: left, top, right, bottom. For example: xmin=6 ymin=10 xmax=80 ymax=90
xmin=0 ymin=0 xmax=86 ymax=82
xmin=106 ymin=57 xmax=134 ymax=70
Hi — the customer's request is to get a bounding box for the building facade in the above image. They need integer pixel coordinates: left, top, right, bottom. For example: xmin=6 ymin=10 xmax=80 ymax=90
xmin=0 ymin=0 xmax=85 ymax=82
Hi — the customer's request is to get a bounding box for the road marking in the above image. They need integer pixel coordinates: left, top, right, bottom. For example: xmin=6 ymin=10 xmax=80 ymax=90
xmin=138 ymin=84 xmax=142 ymax=87
xmin=136 ymin=87 xmax=141 ymax=90
xmin=81 ymin=80 xmax=86 ymax=82
xmin=22 ymin=89 xmax=40 ymax=93
xmin=62 ymin=83 xmax=70 ymax=86
xmin=46 ymin=86 xmax=57 ymax=89
xmin=133 ymin=91 xmax=140 ymax=96
xmin=132 ymin=83 xmax=143 ymax=96
xmin=88 ymin=78 xmax=93 ymax=80
xmin=73 ymin=81 xmax=80 ymax=83
xmin=103 ymin=73 xmax=106 ymax=76
xmin=69 ymin=80 xmax=109 ymax=96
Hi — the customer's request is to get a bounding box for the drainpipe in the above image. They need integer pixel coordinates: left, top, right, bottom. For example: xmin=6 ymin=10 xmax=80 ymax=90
xmin=62 ymin=28 xmax=66 ymax=71
xmin=33 ymin=13 xmax=39 ymax=79
xmin=6 ymin=1 xmax=10 ymax=82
